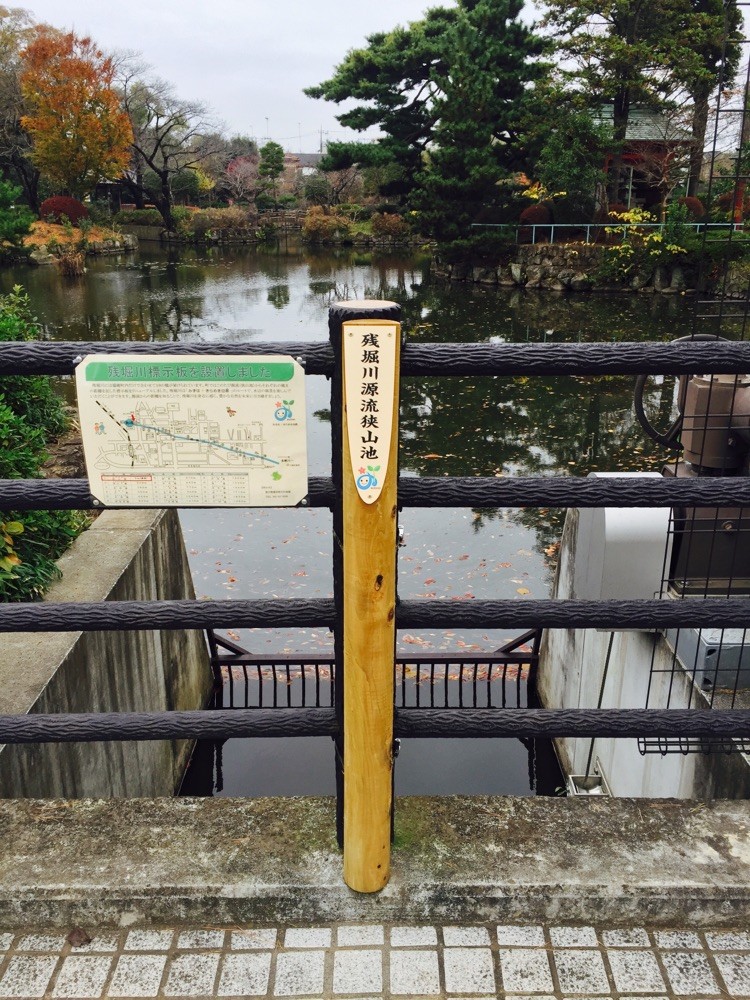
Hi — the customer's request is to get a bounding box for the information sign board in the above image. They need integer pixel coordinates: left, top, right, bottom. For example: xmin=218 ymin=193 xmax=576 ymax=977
xmin=75 ymin=354 xmax=308 ymax=507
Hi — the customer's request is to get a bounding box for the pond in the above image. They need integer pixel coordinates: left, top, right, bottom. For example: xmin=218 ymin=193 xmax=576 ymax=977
xmin=1 ymin=239 xmax=705 ymax=797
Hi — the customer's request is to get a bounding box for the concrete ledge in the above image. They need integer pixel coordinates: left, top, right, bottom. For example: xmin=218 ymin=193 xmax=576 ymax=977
xmin=0 ymin=509 xmax=211 ymax=797
xmin=0 ymin=796 xmax=749 ymax=926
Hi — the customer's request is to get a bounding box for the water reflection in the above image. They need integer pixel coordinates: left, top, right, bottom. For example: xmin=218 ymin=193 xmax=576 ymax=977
xmin=3 ymin=239 xmax=698 ymax=644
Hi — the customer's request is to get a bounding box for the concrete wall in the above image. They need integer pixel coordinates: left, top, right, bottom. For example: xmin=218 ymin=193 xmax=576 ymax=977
xmin=538 ymin=506 xmax=750 ymax=798
xmin=0 ymin=509 xmax=212 ymax=798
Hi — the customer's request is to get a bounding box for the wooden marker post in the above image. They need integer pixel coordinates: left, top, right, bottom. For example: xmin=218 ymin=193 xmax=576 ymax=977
xmin=333 ymin=300 xmax=401 ymax=893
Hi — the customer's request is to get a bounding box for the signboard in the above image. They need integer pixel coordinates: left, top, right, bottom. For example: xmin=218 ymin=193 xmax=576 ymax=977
xmin=343 ymin=320 xmax=399 ymax=504
xmin=75 ymin=354 xmax=308 ymax=507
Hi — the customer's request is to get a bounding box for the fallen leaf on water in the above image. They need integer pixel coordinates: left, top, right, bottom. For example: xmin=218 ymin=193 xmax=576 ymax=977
xmin=458 ymin=554 xmax=469 ymax=561
xmin=424 ymin=577 xmax=436 ymax=585
xmin=498 ymin=561 xmax=512 ymax=568
xmin=422 ymin=453 xmax=443 ymax=459
xmin=516 ymin=587 xmax=530 ymax=595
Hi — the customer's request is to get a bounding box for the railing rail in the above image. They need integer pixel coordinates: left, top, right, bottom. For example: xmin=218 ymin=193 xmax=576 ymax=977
xmin=5 ymin=474 xmax=750 ymax=511
xmin=4 ymin=338 xmax=750 ymax=376
xmin=471 ymin=221 xmax=748 ymax=245
xmin=0 ymin=708 xmax=744 ymax=744
xmin=0 ymin=596 xmax=748 ymax=633
xmin=2 ymin=314 xmax=750 ymax=887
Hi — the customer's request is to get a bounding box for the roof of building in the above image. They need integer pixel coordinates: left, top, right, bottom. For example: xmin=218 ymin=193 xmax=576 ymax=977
xmin=594 ymin=106 xmax=692 ymax=143
xmin=296 ymin=152 xmax=324 ymax=168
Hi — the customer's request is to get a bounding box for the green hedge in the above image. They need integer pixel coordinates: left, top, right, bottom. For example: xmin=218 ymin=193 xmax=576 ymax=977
xmin=0 ymin=287 xmax=86 ymax=601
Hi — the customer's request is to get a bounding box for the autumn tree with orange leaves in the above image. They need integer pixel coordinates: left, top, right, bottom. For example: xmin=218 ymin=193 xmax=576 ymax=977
xmin=19 ymin=30 xmax=133 ymax=199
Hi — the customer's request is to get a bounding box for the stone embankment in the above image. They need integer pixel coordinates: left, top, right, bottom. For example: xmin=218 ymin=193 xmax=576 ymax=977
xmin=433 ymin=243 xmax=698 ymax=294
xmin=29 ymin=233 xmax=138 ymax=265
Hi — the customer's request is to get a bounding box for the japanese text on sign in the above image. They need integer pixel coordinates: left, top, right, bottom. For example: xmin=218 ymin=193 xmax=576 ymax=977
xmin=343 ymin=321 xmax=399 ymax=504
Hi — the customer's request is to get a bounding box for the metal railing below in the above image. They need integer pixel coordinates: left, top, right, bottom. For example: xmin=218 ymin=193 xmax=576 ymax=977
xmin=207 ymin=629 xmax=541 ymax=711
xmin=471 ymin=221 xmax=747 ymax=245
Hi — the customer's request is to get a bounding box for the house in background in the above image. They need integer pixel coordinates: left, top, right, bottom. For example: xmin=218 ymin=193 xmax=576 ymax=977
xmin=281 ymin=152 xmax=324 ymax=195
xmin=594 ymin=106 xmax=693 ymax=211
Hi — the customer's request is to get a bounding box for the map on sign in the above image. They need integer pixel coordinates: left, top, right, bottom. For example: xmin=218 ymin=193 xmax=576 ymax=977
xmin=75 ymin=354 xmax=308 ymax=507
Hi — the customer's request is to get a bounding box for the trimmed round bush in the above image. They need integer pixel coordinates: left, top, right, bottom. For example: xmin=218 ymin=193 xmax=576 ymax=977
xmin=519 ymin=202 xmax=552 ymax=243
xmin=519 ymin=203 xmax=552 ymax=225
xmin=371 ymin=212 xmax=410 ymax=239
xmin=39 ymin=196 xmax=89 ymax=226
xmin=679 ymin=196 xmax=705 ymax=220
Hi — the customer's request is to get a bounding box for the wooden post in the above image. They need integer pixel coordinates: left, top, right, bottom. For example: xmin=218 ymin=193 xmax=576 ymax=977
xmin=330 ymin=300 xmax=401 ymax=893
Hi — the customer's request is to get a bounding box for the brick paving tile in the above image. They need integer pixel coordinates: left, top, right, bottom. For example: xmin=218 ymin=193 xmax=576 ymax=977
xmin=443 ymin=946 xmax=496 ymax=994
xmin=123 ymin=929 xmax=174 ymax=951
xmin=705 ymin=930 xmax=750 ymax=950
xmin=601 ymin=929 xmax=650 ymax=948
xmin=659 ymin=950 xmax=720 ymax=995
xmin=332 ymin=948 xmax=382 ymax=994
xmin=163 ymin=953 xmax=221 ymax=995
xmin=217 ymin=952 xmax=272 ymax=996
xmin=0 ymin=921 xmax=746 ymax=999
xmin=499 ymin=947 xmax=555 ymax=993
xmin=390 ymin=926 xmax=437 ymax=947
xmin=550 ymin=927 xmax=598 ymax=948
xmin=176 ymin=929 xmax=225 ymax=950
xmin=389 ymin=948 xmax=440 ymax=995
xmin=230 ymin=928 xmax=277 ymax=950
xmin=284 ymin=927 xmax=332 ymax=949
xmin=553 ymin=948 xmax=610 ymax=994
xmin=714 ymin=952 xmax=750 ymax=996
xmin=15 ymin=934 xmax=66 ymax=952
xmin=72 ymin=935 xmax=120 ymax=953
xmin=607 ymin=949 xmax=666 ymax=993
xmin=496 ymin=925 xmax=546 ymax=947
xmin=274 ymin=949 xmax=326 ymax=996
xmin=337 ymin=926 xmax=384 ymax=947
xmin=653 ymin=930 xmax=702 ymax=950
xmin=51 ymin=955 xmax=113 ymax=998
xmin=503 ymin=995 xmax=557 ymax=1000
xmin=442 ymin=926 xmax=490 ymax=946
xmin=107 ymin=953 xmax=168 ymax=997
xmin=0 ymin=956 xmax=58 ymax=998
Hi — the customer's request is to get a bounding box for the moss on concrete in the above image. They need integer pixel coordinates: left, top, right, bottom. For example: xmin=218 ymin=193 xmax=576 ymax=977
xmin=0 ymin=795 xmax=748 ymax=926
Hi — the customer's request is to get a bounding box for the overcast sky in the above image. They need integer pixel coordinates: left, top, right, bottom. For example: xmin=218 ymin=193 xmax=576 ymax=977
xmin=23 ymin=0 xmax=450 ymax=150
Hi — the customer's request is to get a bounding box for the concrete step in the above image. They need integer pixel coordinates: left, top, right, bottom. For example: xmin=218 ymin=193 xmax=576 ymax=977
xmin=0 ymin=796 xmax=748 ymax=926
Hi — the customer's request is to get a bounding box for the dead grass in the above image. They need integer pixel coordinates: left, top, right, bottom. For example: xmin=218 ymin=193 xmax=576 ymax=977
xmin=23 ymin=220 xmax=117 ymax=250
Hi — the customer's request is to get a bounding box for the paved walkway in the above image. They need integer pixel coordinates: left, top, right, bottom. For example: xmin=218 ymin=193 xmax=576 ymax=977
xmin=0 ymin=923 xmax=748 ymax=999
